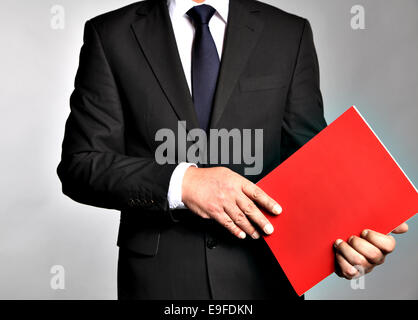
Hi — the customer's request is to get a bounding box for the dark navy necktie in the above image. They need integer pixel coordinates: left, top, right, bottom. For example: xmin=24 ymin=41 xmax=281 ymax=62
xmin=187 ymin=5 xmax=220 ymax=131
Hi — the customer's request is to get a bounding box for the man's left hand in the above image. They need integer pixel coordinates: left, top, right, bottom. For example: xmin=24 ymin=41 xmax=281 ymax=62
xmin=334 ymin=222 xmax=409 ymax=279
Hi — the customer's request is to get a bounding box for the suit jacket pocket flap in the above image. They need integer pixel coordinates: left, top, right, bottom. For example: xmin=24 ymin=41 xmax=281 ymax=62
xmin=117 ymin=220 xmax=160 ymax=257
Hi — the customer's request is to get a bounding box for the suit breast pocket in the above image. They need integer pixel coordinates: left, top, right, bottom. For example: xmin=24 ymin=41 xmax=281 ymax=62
xmin=239 ymin=74 xmax=286 ymax=92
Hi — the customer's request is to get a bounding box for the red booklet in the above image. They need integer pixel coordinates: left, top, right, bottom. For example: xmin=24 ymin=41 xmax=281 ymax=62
xmin=257 ymin=106 xmax=417 ymax=296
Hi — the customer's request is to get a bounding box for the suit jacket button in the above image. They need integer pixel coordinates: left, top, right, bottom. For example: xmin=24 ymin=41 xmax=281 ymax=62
xmin=206 ymin=238 xmax=217 ymax=249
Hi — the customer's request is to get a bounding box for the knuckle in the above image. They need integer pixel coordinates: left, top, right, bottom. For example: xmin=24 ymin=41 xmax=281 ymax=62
xmin=223 ymin=185 xmax=235 ymax=194
xmin=378 ymin=256 xmax=386 ymax=265
xmin=353 ymin=256 xmax=367 ymax=267
xmin=365 ymin=266 xmax=374 ymax=274
xmin=368 ymin=250 xmax=383 ymax=263
xmin=234 ymin=211 xmax=247 ymax=225
xmin=243 ymin=202 xmax=255 ymax=215
xmin=222 ymin=217 xmax=235 ymax=229
xmin=217 ymin=166 xmax=230 ymax=175
xmin=386 ymin=236 xmax=396 ymax=252
xmin=342 ymin=269 xmax=353 ymax=279
xmin=242 ymin=183 xmax=253 ymax=194
xmin=207 ymin=203 xmax=221 ymax=216
xmin=252 ymin=187 xmax=263 ymax=199
xmin=372 ymin=257 xmax=384 ymax=266
xmin=217 ymin=192 xmax=226 ymax=202
xmin=367 ymin=253 xmax=378 ymax=263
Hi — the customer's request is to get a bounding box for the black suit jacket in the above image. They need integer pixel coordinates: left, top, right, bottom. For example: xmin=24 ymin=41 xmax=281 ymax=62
xmin=57 ymin=0 xmax=327 ymax=299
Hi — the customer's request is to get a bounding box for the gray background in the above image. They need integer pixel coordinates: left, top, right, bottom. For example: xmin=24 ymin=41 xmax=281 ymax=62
xmin=0 ymin=0 xmax=416 ymax=299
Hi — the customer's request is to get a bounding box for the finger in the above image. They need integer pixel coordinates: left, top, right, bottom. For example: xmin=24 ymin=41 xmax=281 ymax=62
xmin=242 ymin=183 xmax=282 ymax=215
xmin=360 ymin=229 xmax=396 ymax=254
xmin=236 ymin=194 xmax=274 ymax=235
xmin=392 ymin=222 xmax=408 ymax=234
xmin=212 ymin=211 xmax=246 ymax=240
xmin=335 ymin=252 xmax=359 ymax=280
xmin=334 ymin=239 xmax=373 ymax=273
xmin=348 ymin=236 xmax=385 ymax=265
xmin=224 ymin=202 xmax=260 ymax=239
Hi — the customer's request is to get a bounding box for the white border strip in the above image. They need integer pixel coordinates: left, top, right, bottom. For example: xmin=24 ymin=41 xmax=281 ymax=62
xmin=352 ymin=105 xmax=417 ymax=193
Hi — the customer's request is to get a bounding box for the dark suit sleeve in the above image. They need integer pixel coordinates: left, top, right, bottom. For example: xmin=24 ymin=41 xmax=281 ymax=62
xmin=57 ymin=20 xmax=176 ymax=213
xmin=280 ymin=19 xmax=327 ymax=162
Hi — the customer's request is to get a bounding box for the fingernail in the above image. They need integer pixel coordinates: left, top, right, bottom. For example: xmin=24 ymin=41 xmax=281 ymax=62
xmin=251 ymin=231 xmax=260 ymax=239
xmin=272 ymin=204 xmax=282 ymax=215
xmin=334 ymin=239 xmax=343 ymax=248
xmin=264 ymin=224 xmax=274 ymax=235
xmin=348 ymin=235 xmax=354 ymax=243
xmin=361 ymin=230 xmax=369 ymax=237
xmin=239 ymin=231 xmax=246 ymax=239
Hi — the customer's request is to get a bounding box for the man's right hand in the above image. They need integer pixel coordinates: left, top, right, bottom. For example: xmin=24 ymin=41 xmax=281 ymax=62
xmin=182 ymin=167 xmax=282 ymax=239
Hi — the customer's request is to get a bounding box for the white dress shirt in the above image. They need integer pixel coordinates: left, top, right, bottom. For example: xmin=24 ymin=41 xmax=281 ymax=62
xmin=166 ymin=0 xmax=229 ymax=209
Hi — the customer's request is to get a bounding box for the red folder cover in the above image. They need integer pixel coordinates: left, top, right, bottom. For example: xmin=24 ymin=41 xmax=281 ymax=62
xmin=257 ymin=106 xmax=418 ymax=296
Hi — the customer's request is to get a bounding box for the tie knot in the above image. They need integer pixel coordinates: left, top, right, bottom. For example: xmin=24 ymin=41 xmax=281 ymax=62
xmin=187 ymin=4 xmax=216 ymax=25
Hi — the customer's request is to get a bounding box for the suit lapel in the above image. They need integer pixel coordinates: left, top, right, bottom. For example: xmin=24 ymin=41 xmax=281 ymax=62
xmin=131 ymin=0 xmax=200 ymax=131
xmin=209 ymin=0 xmax=265 ymax=129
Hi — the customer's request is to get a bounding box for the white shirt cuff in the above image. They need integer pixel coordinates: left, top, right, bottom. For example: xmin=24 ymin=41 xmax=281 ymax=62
xmin=167 ymin=162 xmax=197 ymax=210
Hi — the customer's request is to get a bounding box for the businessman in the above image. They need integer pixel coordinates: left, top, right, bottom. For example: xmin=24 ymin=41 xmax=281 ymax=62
xmin=58 ymin=0 xmax=408 ymax=299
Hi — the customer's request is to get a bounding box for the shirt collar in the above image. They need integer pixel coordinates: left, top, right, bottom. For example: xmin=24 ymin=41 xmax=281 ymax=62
xmin=167 ymin=0 xmax=229 ymax=23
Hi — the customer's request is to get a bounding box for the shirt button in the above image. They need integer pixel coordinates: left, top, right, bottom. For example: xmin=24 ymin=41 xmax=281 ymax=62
xmin=206 ymin=238 xmax=217 ymax=249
